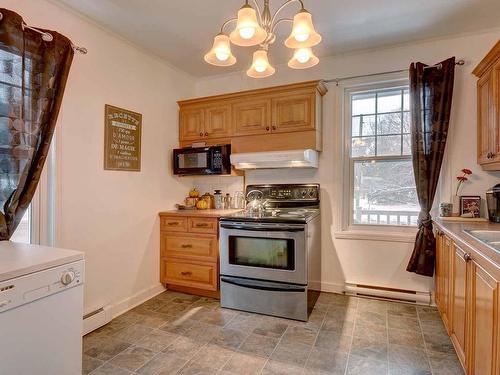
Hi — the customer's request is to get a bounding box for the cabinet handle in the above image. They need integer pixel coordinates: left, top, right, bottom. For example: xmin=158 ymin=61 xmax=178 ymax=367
xmin=199 ymin=132 xmax=203 ymax=136
xmin=181 ymin=244 xmax=193 ymax=248
xmin=463 ymin=253 xmax=472 ymax=262
xmin=180 ymin=271 xmax=192 ymax=276
xmin=205 ymin=132 xmax=209 ymax=136
xmin=167 ymin=222 xmax=179 ymax=226
xmin=195 ymin=223 xmax=209 ymax=227
xmin=272 ymin=125 xmax=276 ymax=130
xmin=266 ymin=126 xmax=270 ymax=131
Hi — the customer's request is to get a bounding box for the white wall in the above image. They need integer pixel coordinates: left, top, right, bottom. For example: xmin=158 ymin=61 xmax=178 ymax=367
xmin=195 ymin=29 xmax=500 ymax=294
xmin=4 ymin=0 xmax=196 ymax=316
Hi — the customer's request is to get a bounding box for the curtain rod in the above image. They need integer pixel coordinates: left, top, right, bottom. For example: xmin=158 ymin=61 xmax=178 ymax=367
xmin=0 ymin=12 xmax=87 ymax=54
xmin=324 ymin=59 xmax=465 ymax=85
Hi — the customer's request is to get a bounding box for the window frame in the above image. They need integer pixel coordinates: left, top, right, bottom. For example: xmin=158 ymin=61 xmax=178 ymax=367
xmin=339 ymin=78 xmax=418 ymax=239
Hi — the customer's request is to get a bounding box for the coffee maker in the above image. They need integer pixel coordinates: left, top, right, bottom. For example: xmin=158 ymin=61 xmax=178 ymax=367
xmin=486 ymin=183 xmax=500 ymax=223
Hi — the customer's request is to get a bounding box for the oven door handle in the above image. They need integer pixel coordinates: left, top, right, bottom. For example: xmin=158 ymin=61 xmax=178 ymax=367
xmin=221 ymin=277 xmax=306 ymax=292
xmin=220 ymin=224 xmax=304 ymax=232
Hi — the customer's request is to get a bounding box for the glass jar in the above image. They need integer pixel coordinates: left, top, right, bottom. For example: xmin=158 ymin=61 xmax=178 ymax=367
xmin=214 ymin=190 xmax=223 ymax=210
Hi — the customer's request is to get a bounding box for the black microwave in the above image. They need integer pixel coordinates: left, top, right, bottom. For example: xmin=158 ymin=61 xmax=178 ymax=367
xmin=173 ymin=145 xmax=231 ymax=175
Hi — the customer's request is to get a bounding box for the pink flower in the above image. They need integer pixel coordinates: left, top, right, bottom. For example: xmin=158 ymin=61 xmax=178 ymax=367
xmin=461 ymin=168 xmax=472 ymax=175
xmin=457 ymin=176 xmax=468 ymax=182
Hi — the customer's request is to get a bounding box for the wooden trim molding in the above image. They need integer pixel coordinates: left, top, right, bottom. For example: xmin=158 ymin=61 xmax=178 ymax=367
xmin=473 ymin=40 xmax=500 ymax=77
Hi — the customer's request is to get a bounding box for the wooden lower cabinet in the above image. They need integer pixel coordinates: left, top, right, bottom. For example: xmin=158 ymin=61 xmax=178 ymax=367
xmin=435 ymin=229 xmax=500 ymax=374
xmin=450 ymin=243 xmax=468 ymax=367
xmin=160 ymin=214 xmax=220 ymax=298
xmin=469 ymin=260 xmax=499 ymax=375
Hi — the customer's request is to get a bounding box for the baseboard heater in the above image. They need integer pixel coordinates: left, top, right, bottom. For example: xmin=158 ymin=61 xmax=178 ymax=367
xmin=344 ymin=282 xmax=431 ymax=305
xmin=83 ymin=305 xmax=112 ymax=335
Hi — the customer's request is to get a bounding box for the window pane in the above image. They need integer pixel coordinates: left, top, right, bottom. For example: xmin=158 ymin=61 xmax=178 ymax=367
xmin=353 ymin=159 xmax=419 ymax=226
xmin=378 ymin=89 xmax=402 ymax=113
xmin=11 ymin=205 xmax=31 ymax=243
xmin=377 ymin=135 xmax=402 ymax=156
xmin=360 ymin=115 xmax=376 ymax=136
xmin=352 ymin=92 xmax=375 ymax=116
xmin=403 ymin=134 xmax=412 ymax=155
xmin=378 ymin=113 xmax=402 ymax=135
xmin=403 ymin=111 xmax=410 ymax=133
xmin=403 ymin=89 xmax=410 ymax=111
xmin=352 ymin=137 xmax=375 ymax=157
xmin=352 ymin=116 xmax=361 ymax=137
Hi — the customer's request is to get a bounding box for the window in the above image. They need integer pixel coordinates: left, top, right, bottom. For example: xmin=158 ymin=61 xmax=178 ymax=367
xmin=348 ymin=84 xmax=419 ymax=227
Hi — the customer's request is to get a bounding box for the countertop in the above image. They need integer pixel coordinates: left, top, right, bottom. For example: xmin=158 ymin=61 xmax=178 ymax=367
xmin=159 ymin=209 xmax=243 ymax=217
xmin=0 ymin=241 xmax=84 ymax=283
xmin=433 ymin=218 xmax=500 ymax=267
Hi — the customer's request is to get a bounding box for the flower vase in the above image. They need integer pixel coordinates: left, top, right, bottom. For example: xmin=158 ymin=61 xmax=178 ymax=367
xmin=452 ymin=195 xmax=460 ymax=217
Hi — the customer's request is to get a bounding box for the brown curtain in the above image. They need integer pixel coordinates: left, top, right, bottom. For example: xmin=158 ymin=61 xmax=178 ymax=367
xmin=0 ymin=9 xmax=73 ymax=239
xmin=406 ymin=57 xmax=455 ymax=276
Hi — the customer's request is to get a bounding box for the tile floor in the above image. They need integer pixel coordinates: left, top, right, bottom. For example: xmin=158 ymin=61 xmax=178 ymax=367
xmin=82 ymin=291 xmax=463 ymax=375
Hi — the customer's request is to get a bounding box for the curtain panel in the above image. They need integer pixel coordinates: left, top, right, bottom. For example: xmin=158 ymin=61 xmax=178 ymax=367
xmin=406 ymin=57 xmax=455 ymax=276
xmin=0 ymin=9 xmax=74 ymax=240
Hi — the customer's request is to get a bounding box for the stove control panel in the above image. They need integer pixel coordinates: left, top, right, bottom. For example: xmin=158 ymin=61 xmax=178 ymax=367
xmin=247 ymin=184 xmax=319 ymax=202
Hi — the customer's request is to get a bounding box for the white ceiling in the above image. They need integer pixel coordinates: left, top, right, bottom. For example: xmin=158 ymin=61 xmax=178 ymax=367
xmin=56 ymin=0 xmax=500 ymax=77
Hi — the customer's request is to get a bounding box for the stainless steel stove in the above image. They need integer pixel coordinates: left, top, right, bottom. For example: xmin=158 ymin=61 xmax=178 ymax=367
xmin=219 ymin=184 xmax=321 ymax=321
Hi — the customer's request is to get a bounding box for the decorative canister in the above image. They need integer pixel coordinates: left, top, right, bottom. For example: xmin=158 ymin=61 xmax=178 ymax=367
xmin=439 ymin=202 xmax=453 ymax=217
xmin=214 ymin=190 xmax=224 ymax=209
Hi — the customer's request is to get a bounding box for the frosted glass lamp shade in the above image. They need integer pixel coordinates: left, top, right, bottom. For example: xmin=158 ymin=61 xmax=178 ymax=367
xmin=230 ymin=5 xmax=267 ymax=47
xmin=288 ymin=48 xmax=319 ymax=69
xmin=285 ymin=10 xmax=322 ymax=49
xmin=247 ymin=49 xmax=275 ymax=78
xmin=204 ymin=33 xmax=236 ymax=66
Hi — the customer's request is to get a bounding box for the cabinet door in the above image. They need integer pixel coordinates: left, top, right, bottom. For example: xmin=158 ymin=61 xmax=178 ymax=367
xmin=492 ymin=61 xmax=500 ymax=164
xmin=477 ymin=72 xmax=495 ymax=165
xmin=179 ymin=106 xmax=205 ymax=141
xmin=435 ymin=231 xmax=445 ymax=313
xmin=450 ymin=243 xmax=468 ymax=367
xmin=205 ymin=105 xmax=232 ymax=139
xmin=232 ymin=99 xmax=271 ymax=136
xmin=271 ymin=92 xmax=315 ymax=133
xmin=469 ymin=260 xmax=499 ymax=375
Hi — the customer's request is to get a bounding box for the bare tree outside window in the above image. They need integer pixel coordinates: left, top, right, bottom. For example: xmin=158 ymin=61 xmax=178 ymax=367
xmin=350 ymin=87 xmax=419 ymax=226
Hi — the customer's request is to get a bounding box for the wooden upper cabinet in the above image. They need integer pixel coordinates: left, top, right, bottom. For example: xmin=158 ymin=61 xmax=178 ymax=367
xmin=469 ymin=259 xmax=499 ymax=375
xmin=271 ymin=91 xmax=315 ymax=133
xmin=179 ymin=106 xmax=204 ymax=141
xmin=232 ymin=98 xmax=271 ymax=136
xmin=473 ymin=41 xmax=500 ymax=170
xmin=205 ymin=105 xmax=231 ymax=139
xmin=177 ymin=80 xmax=327 ymax=150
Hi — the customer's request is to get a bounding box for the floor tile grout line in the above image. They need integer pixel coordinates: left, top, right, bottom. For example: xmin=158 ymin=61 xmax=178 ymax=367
xmin=342 ymin=295 xmax=359 ymax=375
xmin=417 ymin=307 xmax=437 ymax=375
xmin=256 ymin=319 xmax=293 ymax=375
xmin=301 ymin=300 xmax=329 ymax=374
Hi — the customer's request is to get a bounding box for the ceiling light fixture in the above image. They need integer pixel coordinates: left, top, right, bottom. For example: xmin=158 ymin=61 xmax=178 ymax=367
xmin=204 ymin=0 xmax=322 ymax=78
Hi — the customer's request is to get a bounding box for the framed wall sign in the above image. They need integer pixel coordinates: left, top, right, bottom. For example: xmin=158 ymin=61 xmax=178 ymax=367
xmin=104 ymin=104 xmax=142 ymax=171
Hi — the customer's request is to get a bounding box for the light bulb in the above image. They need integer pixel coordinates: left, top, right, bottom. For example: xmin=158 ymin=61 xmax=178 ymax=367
xmin=294 ymin=28 xmax=310 ymax=42
xmin=215 ymin=50 xmax=230 ymax=61
xmin=295 ymin=48 xmax=311 ymax=63
xmin=239 ymin=27 xmax=256 ymax=40
xmin=255 ymin=59 xmax=267 ymax=72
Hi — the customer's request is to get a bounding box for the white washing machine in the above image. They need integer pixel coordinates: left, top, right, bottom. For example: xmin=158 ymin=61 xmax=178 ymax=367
xmin=0 ymin=241 xmax=84 ymax=375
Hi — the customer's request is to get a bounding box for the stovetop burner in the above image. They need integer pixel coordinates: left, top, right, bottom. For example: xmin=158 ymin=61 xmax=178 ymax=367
xmin=221 ymin=184 xmax=320 ymax=224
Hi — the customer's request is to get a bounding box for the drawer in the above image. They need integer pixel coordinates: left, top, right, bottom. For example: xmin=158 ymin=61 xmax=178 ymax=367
xmin=162 ymin=260 xmax=217 ymax=291
xmin=160 ymin=216 xmax=188 ymax=232
xmin=161 ymin=233 xmax=217 ymax=261
xmin=188 ymin=217 xmax=218 ymax=234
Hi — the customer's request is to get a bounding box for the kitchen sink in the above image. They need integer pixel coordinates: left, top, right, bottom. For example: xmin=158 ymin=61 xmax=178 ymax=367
xmin=464 ymin=230 xmax=500 ymax=252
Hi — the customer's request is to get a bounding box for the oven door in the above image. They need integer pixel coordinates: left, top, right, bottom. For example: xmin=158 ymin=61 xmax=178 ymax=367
xmin=219 ymin=221 xmax=306 ymax=285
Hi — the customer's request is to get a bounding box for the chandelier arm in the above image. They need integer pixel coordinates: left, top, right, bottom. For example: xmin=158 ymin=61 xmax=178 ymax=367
xmin=250 ymin=0 xmax=264 ymax=25
xmin=270 ymin=0 xmax=304 ymax=28
xmin=271 ymin=18 xmax=293 ymax=34
xmin=220 ymin=18 xmax=238 ymax=34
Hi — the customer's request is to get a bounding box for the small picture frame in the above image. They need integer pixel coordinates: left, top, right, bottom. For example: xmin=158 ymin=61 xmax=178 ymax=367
xmin=460 ymin=196 xmax=481 ymax=218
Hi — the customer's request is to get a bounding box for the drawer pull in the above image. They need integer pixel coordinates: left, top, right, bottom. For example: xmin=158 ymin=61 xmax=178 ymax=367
xmin=463 ymin=253 xmax=472 ymax=262
xmin=167 ymin=222 xmax=179 ymax=226
xmin=181 ymin=244 xmax=193 ymax=249
xmin=180 ymin=271 xmax=192 ymax=276
xmin=195 ymin=223 xmax=209 ymax=228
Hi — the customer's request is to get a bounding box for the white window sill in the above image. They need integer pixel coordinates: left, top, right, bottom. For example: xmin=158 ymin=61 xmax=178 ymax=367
xmin=334 ymin=229 xmax=417 ymax=243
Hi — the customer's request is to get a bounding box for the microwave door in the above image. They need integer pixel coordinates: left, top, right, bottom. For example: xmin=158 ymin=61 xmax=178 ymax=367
xmin=176 ymin=150 xmax=210 ymax=174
